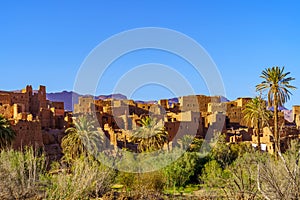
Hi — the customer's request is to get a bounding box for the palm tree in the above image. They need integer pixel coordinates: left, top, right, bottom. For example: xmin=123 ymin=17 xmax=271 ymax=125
xmin=61 ymin=115 xmax=104 ymax=161
xmin=242 ymin=97 xmax=272 ymax=150
xmin=131 ymin=116 xmax=168 ymax=152
xmin=0 ymin=115 xmax=15 ymax=149
xmin=256 ymin=66 xmax=296 ymax=154
xmin=177 ymin=135 xmax=194 ymax=150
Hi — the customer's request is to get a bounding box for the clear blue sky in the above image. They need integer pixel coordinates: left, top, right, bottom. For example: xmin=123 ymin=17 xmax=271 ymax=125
xmin=1 ymin=1 xmax=300 ymax=109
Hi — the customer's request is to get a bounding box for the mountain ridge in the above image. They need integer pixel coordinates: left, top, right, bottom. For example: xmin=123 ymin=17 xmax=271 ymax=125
xmin=46 ymin=91 xmax=230 ymax=111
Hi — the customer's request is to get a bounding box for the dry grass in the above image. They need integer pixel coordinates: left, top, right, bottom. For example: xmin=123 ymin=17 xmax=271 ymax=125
xmin=0 ymin=147 xmax=46 ymax=200
xmin=43 ymin=156 xmax=115 ymax=199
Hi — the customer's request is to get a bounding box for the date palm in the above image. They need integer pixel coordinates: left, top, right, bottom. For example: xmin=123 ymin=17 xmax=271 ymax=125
xmin=0 ymin=115 xmax=15 ymax=149
xmin=131 ymin=116 xmax=168 ymax=152
xmin=177 ymin=135 xmax=194 ymax=150
xmin=242 ymin=97 xmax=272 ymax=150
xmin=61 ymin=115 xmax=104 ymax=161
xmin=256 ymin=66 xmax=296 ymax=154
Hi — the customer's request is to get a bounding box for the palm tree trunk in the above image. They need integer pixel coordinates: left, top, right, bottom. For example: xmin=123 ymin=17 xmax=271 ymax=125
xmin=257 ymin=121 xmax=261 ymax=151
xmin=274 ymin=96 xmax=279 ymax=157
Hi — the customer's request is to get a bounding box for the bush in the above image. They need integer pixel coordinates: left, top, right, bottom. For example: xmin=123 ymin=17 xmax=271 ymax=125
xmin=200 ymin=160 xmax=228 ymax=188
xmin=0 ymin=147 xmax=46 ymax=199
xmin=163 ymin=151 xmax=199 ymax=188
xmin=43 ymin=156 xmax=115 ymax=199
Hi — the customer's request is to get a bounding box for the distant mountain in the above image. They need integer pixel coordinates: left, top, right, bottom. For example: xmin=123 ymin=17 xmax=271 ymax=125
xmin=168 ymin=97 xmax=179 ymax=105
xmin=220 ymin=96 xmax=230 ymax=102
xmin=96 ymin=94 xmax=127 ymax=100
xmin=135 ymin=100 xmax=158 ymax=104
xmin=46 ymin=91 xmax=230 ymax=112
xmin=47 ymin=91 xmax=80 ymax=111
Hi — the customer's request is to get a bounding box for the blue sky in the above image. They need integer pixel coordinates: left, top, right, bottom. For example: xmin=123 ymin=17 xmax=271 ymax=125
xmin=1 ymin=1 xmax=300 ymax=108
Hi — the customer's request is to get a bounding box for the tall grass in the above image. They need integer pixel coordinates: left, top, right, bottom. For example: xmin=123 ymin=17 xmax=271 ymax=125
xmin=43 ymin=156 xmax=115 ymax=199
xmin=0 ymin=147 xmax=46 ymax=199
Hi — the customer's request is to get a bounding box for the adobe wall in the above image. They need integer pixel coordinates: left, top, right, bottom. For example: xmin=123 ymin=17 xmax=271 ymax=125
xmin=207 ymin=102 xmax=227 ymax=113
xmin=74 ymin=97 xmax=94 ymax=113
xmin=158 ymin=99 xmax=168 ymax=109
xmin=0 ymin=104 xmax=13 ymax=119
xmin=235 ymin=97 xmax=252 ymax=108
xmin=39 ymin=109 xmax=55 ymax=129
xmin=0 ymin=93 xmax=11 ymax=105
xmin=11 ymin=93 xmax=29 ymax=112
xmin=12 ymin=120 xmax=43 ymax=150
xmin=51 ymin=101 xmax=64 ymax=110
xmin=295 ymin=115 xmax=300 ymax=129
xmin=179 ymin=95 xmax=221 ymax=112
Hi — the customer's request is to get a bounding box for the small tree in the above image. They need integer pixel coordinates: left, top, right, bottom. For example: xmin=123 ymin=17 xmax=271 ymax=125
xmin=163 ymin=150 xmax=199 ymax=188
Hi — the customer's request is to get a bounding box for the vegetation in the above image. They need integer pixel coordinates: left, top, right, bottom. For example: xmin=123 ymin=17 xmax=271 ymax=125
xmin=243 ymin=96 xmax=272 ymax=149
xmin=0 ymin=67 xmax=298 ymax=199
xmin=256 ymin=66 xmax=296 ymax=154
xmin=0 ymin=147 xmax=46 ymax=199
xmin=43 ymin=156 xmax=114 ymax=199
xmin=61 ymin=115 xmax=104 ymax=162
xmin=0 ymin=115 xmax=15 ymax=149
xmin=131 ymin=116 xmax=168 ymax=152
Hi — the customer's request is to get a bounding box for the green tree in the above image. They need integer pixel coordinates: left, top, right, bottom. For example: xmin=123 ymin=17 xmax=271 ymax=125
xmin=0 ymin=115 xmax=15 ymax=148
xmin=200 ymin=159 xmax=228 ymax=188
xmin=61 ymin=115 xmax=104 ymax=162
xmin=131 ymin=116 xmax=168 ymax=152
xmin=243 ymin=97 xmax=272 ymax=150
xmin=256 ymin=66 xmax=296 ymax=155
xmin=163 ymin=151 xmax=199 ymax=188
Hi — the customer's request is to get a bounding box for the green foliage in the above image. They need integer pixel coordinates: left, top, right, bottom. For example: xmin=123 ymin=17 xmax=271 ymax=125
xmin=242 ymin=96 xmax=272 ymax=129
xmin=116 ymin=172 xmax=135 ymax=192
xmin=210 ymin=135 xmax=235 ymax=168
xmin=256 ymin=66 xmax=296 ymax=154
xmin=210 ymin=135 xmax=252 ymax=168
xmin=61 ymin=115 xmax=104 ymax=162
xmin=256 ymin=66 xmax=296 ymax=107
xmin=163 ymin=151 xmax=199 ymax=187
xmin=131 ymin=116 xmax=168 ymax=152
xmin=0 ymin=115 xmax=15 ymax=149
xmin=177 ymin=135 xmax=194 ymax=150
xmin=200 ymin=160 xmax=229 ymax=188
xmin=0 ymin=147 xmax=46 ymax=199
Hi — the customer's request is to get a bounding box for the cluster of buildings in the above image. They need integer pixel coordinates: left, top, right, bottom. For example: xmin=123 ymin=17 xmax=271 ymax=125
xmin=74 ymin=94 xmax=300 ymax=153
xmin=0 ymin=85 xmax=71 ymax=159
xmin=0 ymin=85 xmax=299 ymax=155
